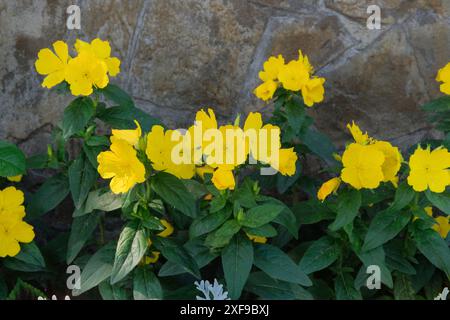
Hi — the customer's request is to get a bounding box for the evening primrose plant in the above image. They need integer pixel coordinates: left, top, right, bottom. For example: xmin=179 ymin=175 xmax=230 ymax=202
xmin=0 ymin=37 xmax=448 ymax=301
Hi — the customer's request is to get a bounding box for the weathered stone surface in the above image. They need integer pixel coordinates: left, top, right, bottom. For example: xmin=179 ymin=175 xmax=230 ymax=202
xmin=128 ymin=0 xmax=269 ymax=124
xmin=0 ymin=1 xmax=449 ymax=153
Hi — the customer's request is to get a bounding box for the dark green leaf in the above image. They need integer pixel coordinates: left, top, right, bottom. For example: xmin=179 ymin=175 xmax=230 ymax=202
xmin=425 ymin=190 xmax=450 ymax=215
xmin=362 ymin=210 xmax=411 ymax=252
xmin=240 ymin=204 xmax=285 ymax=228
xmin=68 ymin=154 xmax=98 ymax=209
xmin=3 ymin=242 xmax=46 ymax=272
xmin=204 ymin=220 xmax=241 ymax=249
xmin=67 ymin=211 xmax=100 ymax=264
xmin=334 ymin=273 xmax=362 ymax=300
xmin=189 ymin=207 xmax=232 ymax=238
xmin=151 ymin=172 xmax=197 ymax=218
xmin=73 ymin=243 xmax=115 ymax=296
xmin=62 ymin=97 xmax=95 ymax=139
xmin=110 ymin=222 xmax=148 ymax=284
xmin=27 ymin=173 xmax=70 ymax=218
xmin=97 ymin=105 xmax=162 ymax=132
xmin=414 ymin=228 xmax=450 ymax=278
xmin=154 ymin=237 xmax=200 ymax=278
xmin=253 ymin=244 xmax=311 ymax=286
xmin=222 ymin=234 xmax=253 ymax=299
xmin=100 ymin=84 xmax=135 ymax=108
xmin=299 ymin=236 xmax=339 ymax=274
xmin=0 ymin=140 xmax=26 ymax=177
xmin=329 ymin=189 xmax=361 ymax=231
xmin=133 ymin=267 xmax=163 ymax=300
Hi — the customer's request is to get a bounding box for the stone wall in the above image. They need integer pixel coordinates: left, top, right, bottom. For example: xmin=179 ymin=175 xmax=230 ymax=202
xmin=1 ymin=0 xmax=450 ymax=156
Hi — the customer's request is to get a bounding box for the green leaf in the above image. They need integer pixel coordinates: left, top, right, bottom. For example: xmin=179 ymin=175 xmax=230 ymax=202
xmin=253 ymin=244 xmax=312 ymax=286
xmin=390 ymin=182 xmax=416 ymax=211
xmin=27 ymin=173 xmax=70 ymax=218
xmin=151 ymin=172 xmax=197 ymax=218
xmin=385 ymin=244 xmax=416 ymax=275
xmin=0 ymin=275 xmax=7 ymax=300
xmin=189 ymin=207 xmax=232 ymax=239
xmin=285 ymin=99 xmax=306 ymax=134
xmin=393 ymin=273 xmax=416 ymax=300
xmin=329 ymin=189 xmax=361 ymax=231
xmin=66 ymin=211 xmax=100 ymax=264
xmin=74 ymin=188 xmax=124 ymax=217
xmin=299 ymin=236 xmax=339 ymax=274
xmin=3 ymin=242 xmax=46 ymax=272
xmin=133 ymin=267 xmax=163 ymax=300
xmin=301 ymin=127 xmax=337 ymax=164
xmin=154 ymin=237 xmax=200 ymax=278
xmin=425 ymin=190 xmax=450 ymax=215
xmin=243 ymin=224 xmax=278 ymax=238
xmin=293 ymin=200 xmax=335 ymax=225
xmin=110 ymin=221 xmax=148 ymax=284
xmin=264 ymin=198 xmax=298 ymax=238
xmin=99 ymin=281 xmax=132 ymax=300
xmin=240 ymin=204 xmax=285 ymax=228
xmin=100 ymin=84 xmax=135 ymax=108
xmin=334 ymin=273 xmax=362 ymax=300
xmin=358 ymin=246 xmax=393 ymax=288
xmin=158 ymin=239 xmax=218 ymax=277
xmin=0 ymin=140 xmax=26 ymax=177
xmin=97 ymin=105 xmax=162 ymax=132
xmin=62 ymin=97 xmax=95 ymax=140
xmin=414 ymin=228 xmax=450 ymax=278
xmin=68 ymin=154 xmax=98 ymax=209
xmin=362 ymin=209 xmax=411 ymax=252
xmin=245 ymin=272 xmax=313 ymax=300
xmin=204 ymin=220 xmax=241 ymax=249
xmin=72 ymin=243 xmax=115 ymax=296
xmin=276 ymin=162 xmax=301 ymax=194
xmin=222 ymin=234 xmax=253 ymax=300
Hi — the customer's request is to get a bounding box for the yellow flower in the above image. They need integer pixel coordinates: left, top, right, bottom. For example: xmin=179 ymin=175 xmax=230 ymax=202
xmin=255 ymin=124 xmax=281 ymax=164
xmin=276 ymin=148 xmax=298 ymax=176
xmin=347 ymin=121 xmax=370 ymax=145
xmin=436 ymin=62 xmax=450 ymax=95
xmin=35 ymin=40 xmax=70 ymax=89
xmin=143 ymin=251 xmax=161 ymax=265
xmin=433 ymin=216 xmax=450 ymax=239
xmin=211 ymin=168 xmax=235 ymax=190
xmin=247 ymin=233 xmax=267 ymax=244
xmin=407 ymin=146 xmax=450 ymax=193
xmin=65 ymin=51 xmax=109 ymax=96
xmin=111 ymin=120 xmax=142 ymax=147
xmin=297 ymin=50 xmax=314 ymax=75
xmin=425 ymin=206 xmax=433 ymax=217
xmin=157 ymin=219 xmax=174 ymax=238
xmin=259 ymin=55 xmax=285 ymax=82
xmin=0 ymin=187 xmax=35 ymax=258
xmin=317 ymin=177 xmax=341 ymax=202
xmin=146 ymin=126 xmax=196 ymax=179
xmin=244 ymin=112 xmax=263 ymax=160
xmin=97 ymin=139 xmax=146 ymax=194
xmin=278 ymin=60 xmax=309 ymax=92
xmin=302 ymin=77 xmax=325 ymax=107
xmin=196 ymin=165 xmax=215 ymax=179
xmin=195 ymin=108 xmax=217 ymax=132
xmin=341 ymin=143 xmax=385 ymax=190
xmin=372 ymin=141 xmax=402 ymax=184
xmin=254 ymin=80 xmax=277 ymax=101
xmin=75 ymin=38 xmax=121 ymax=76
xmin=7 ymin=175 xmax=23 ymax=183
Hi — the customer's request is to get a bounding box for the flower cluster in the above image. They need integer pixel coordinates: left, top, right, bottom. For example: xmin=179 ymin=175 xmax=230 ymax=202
xmin=35 ymin=39 xmax=121 ymax=96
xmin=254 ymin=50 xmax=325 ymax=107
xmin=0 ymin=187 xmax=35 ymax=257
xmin=318 ymin=122 xmax=450 ymax=201
xmin=98 ymin=109 xmax=298 ymax=194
